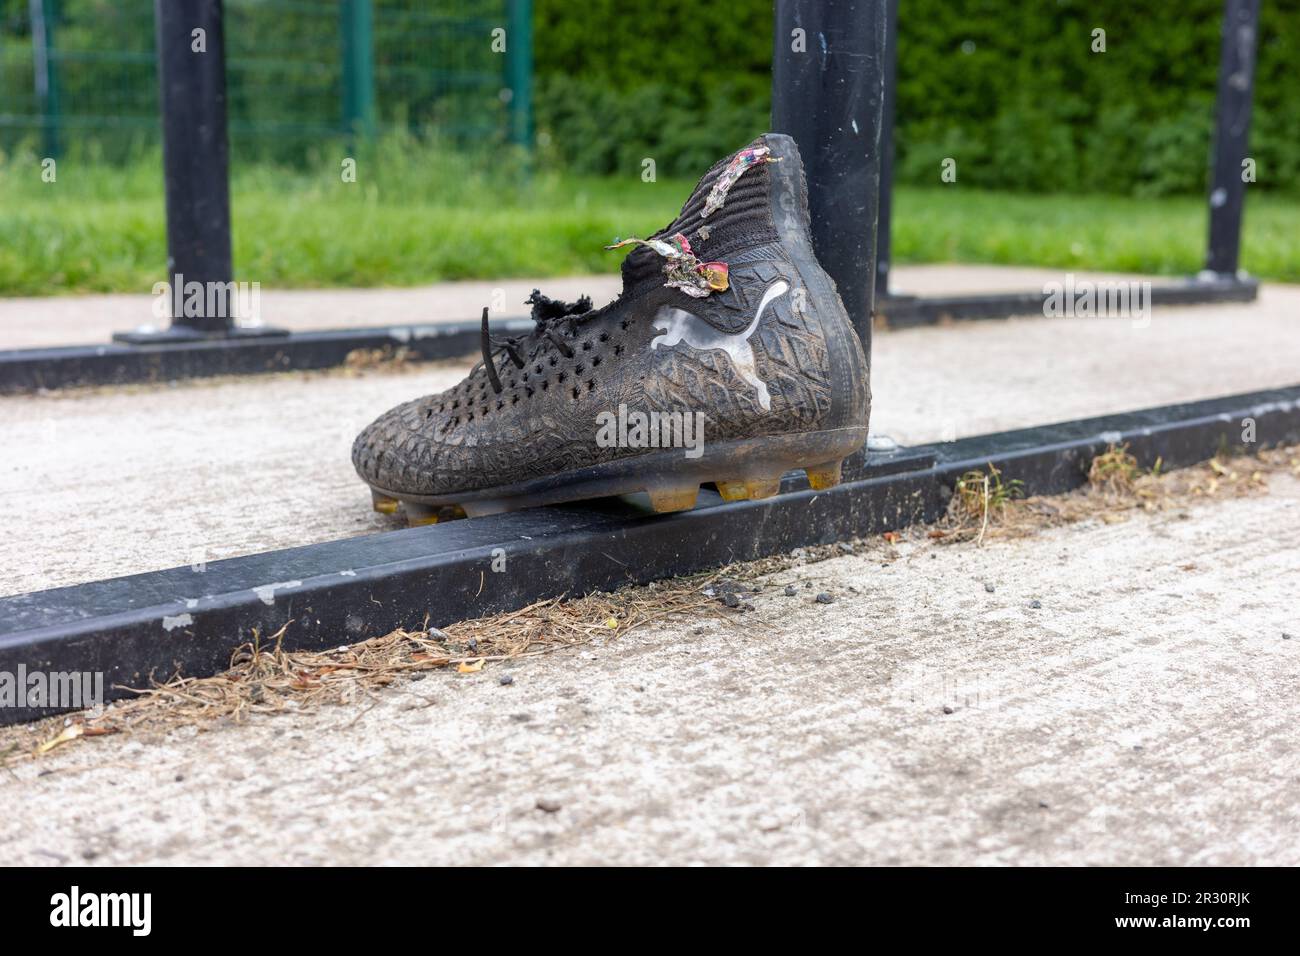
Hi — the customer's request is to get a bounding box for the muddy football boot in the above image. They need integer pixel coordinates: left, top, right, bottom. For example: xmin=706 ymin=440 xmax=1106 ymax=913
xmin=352 ymin=132 xmax=870 ymax=521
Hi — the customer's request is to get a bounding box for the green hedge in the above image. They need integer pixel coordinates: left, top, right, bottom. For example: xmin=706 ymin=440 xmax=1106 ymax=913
xmin=534 ymin=0 xmax=1300 ymax=195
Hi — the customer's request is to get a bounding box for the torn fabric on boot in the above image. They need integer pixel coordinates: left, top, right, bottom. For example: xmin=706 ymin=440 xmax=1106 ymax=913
xmin=478 ymin=289 xmax=593 ymax=393
xmin=606 ymin=232 xmax=729 ymax=298
xmin=702 ymin=145 xmax=778 ymax=219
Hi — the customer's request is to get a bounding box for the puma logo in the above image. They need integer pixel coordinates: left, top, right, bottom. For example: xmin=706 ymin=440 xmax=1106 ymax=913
xmin=650 ymin=279 xmax=788 ymax=411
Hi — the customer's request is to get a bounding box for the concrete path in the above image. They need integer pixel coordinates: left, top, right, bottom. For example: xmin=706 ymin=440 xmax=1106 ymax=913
xmin=0 ymin=277 xmax=614 ymax=350
xmin=3 ymin=470 xmax=1297 ymax=865
xmin=0 ymin=264 xmax=1216 ymax=349
xmin=2 ymin=265 xmax=1298 ymax=866
xmin=3 ymin=267 xmax=1299 ymax=595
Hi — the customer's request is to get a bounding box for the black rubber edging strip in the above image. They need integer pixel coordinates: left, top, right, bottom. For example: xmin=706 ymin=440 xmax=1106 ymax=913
xmin=1 ymin=383 xmax=1297 ymax=725
xmin=877 ymin=277 xmax=1259 ymax=329
xmin=0 ymin=318 xmax=532 ymax=394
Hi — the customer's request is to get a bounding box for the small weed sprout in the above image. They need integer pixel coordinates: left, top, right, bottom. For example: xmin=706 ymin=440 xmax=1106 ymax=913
xmin=954 ymin=463 xmax=1024 ymax=519
xmin=952 ymin=463 xmax=1024 ymax=544
xmin=1088 ymin=443 xmax=1141 ymax=493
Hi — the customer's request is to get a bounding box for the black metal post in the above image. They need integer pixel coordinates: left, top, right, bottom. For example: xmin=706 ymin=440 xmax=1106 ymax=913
xmin=1204 ymin=0 xmax=1259 ymax=278
xmin=157 ymin=0 xmax=232 ymax=335
xmin=30 ymin=0 xmax=62 ymax=160
xmin=875 ymin=0 xmax=898 ymax=300
xmin=772 ymin=0 xmax=887 ymax=354
xmin=126 ymin=0 xmax=236 ymax=340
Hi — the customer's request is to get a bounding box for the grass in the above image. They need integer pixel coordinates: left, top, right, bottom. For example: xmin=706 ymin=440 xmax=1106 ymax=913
xmin=0 ymin=144 xmax=683 ymax=296
xmin=893 ymin=187 xmax=1300 ymax=281
xmin=3 ymin=142 xmax=1299 ymax=296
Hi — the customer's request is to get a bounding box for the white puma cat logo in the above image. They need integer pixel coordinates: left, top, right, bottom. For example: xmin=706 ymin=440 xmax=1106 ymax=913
xmin=650 ymin=279 xmax=788 ymax=411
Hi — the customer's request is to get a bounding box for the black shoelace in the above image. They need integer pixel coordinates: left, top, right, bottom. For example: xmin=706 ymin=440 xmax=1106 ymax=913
xmin=478 ymin=291 xmax=592 ymax=395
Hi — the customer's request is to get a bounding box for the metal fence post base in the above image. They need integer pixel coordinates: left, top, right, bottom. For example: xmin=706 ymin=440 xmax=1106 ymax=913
xmin=111 ymin=325 xmax=288 ymax=345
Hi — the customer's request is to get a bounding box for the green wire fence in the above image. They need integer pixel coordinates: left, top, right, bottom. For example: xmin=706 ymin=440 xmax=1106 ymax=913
xmin=0 ymin=0 xmax=533 ymax=161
